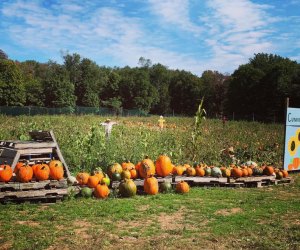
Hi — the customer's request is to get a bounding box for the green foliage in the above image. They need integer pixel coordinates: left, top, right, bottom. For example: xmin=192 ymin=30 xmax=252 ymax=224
xmin=43 ymin=62 xmax=76 ymax=108
xmin=0 ymin=59 xmax=26 ymax=106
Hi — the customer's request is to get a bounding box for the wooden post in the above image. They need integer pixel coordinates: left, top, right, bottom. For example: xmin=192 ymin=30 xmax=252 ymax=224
xmin=283 ymin=97 xmax=289 ymax=171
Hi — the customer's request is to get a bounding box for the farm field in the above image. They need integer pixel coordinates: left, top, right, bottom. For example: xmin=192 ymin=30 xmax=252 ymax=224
xmin=0 ymin=115 xmax=299 ymax=250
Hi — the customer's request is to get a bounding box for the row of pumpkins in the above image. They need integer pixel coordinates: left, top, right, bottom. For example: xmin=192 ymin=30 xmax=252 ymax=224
xmin=0 ymin=159 xmax=64 ymax=183
xmin=75 ymin=155 xmax=289 ymax=199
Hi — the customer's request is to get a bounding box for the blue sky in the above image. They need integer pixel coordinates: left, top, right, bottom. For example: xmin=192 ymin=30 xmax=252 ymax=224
xmin=0 ymin=0 xmax=299 ymax=76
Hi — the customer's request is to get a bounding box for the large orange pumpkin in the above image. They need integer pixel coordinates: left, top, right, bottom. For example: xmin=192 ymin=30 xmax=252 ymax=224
xmin=94 ymin=183 xmax=110 ymax=199
xmin=144 ymin=176 xmax=158 ymax=195
xmin=17 ymin=165 xmax=33 ymax=183
xmin=0 ymin=164 xmax=13 ymax=182
xmin=139 ymin=157 xmax=155 ymax=178
xmin=155 ymin=155 xmax=172 ymax=177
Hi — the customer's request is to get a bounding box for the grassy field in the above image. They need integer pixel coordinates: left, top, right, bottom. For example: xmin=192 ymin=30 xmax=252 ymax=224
xmin=0 ymin=176 xmax=299 ymax=250
xmin=0 ymin=115 xmax=299 ymax=250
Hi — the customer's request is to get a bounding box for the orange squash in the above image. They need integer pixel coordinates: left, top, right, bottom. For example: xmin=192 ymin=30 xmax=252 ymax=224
xmin=94 ymin=183 xmax=110 ymax=199
xmin=34 ymin=164 xmax=50 ymax=181
xmin=231 ymin=168 xmax=243 ymax=178
xmin=17 ymin=165 xmax=33 ymax=183
xmin=129 ymin=168 xmax=138 ymax=179
xmin=76 ymin=172 xmax=90 ymax=185
xmin=155 ymin=155 xmax=173 ymax=177
xmin=172 ymin=165 xmax=185 ymax=176
xmin=144 ymin=176 xmax=158 ymax=195
xmin=87 ymin=175 xmax=100 ymax=188
xmin=49 ymin=164 xmax=64 ymax=180
xmin=263 ymin=166 xmax=274 ymax=176
xmin=0 ymin=163 xmax=13 ymax=182
xmin=186 ymin=167 xmax=196 ymax=176
xmin=139 ymin=157 xmax=156 ymax=178
xmin=195 ymin=166 xmax=205 ymax=177
xmin=281 ymin=170 xmax=289 ymax=178
xmin=176 ymin=181 xmax=190 ymax=193
xmin=121 ymin=161 xmax=135 ymax=171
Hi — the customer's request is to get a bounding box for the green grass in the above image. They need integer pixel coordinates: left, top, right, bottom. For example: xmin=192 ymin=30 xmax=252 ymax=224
xmin=1 ymin=175 xmax=299 ymax=249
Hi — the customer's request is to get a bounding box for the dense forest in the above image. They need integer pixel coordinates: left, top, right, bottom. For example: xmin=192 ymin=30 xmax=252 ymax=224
xmin=0 ymin=49 xmax=300 ymax=121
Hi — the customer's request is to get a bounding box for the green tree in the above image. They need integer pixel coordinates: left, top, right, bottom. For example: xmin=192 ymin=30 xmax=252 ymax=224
xmin=226 ymin=53 xmax=299 ymax=121
xmin=201 ymin=70 xmax=228 ymax=117
xmin=169 ymin=70 xmax=202 ymax=115
xmin=149 ymin=63 xmax=171 ymax=114
xmin=43 ymin=62 xmax=76 ymax=108
xmin=0 ymin=59 xmax=26 ymax=106
xmin=119 ymin=67 xmax=158 ymax=113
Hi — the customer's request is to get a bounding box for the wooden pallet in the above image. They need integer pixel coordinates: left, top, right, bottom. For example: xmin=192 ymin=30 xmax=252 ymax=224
xmin=0 ymin=179 xmax=68 ymax=192
xmin=0 ymin=188 xmax=67 ymax=204
xmin=173 ymin=176 xmax=228 ymax=187
xmin=0 ymin=130 xmax=71 ymax=177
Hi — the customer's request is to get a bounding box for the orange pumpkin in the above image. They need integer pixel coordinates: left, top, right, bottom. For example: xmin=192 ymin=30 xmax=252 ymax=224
xmin=281 ymin=170 xmax=289 ymax=178
xmin=195 ymin=166 xmax=205 ymax=177
xmin=263 ymin=166 xmax=274 ymax=176
xmin=121 ymin=161 xmax=135 ymax=171
xmin=17 ymin=165 xmax=33 ymax=183
xmin=34 ymin=164 xmax=50 ymax=181
xmin=87 ymin=175 xmax=100 ymax=188
xmin=0 ymin=164 xmax=13 ymax=182
xmin=221 ymin=167 xmax=231 ymax=177
xmin=241 ymin=168 xmax=249 ymax=177
xmin=139 ymin=157 xmax=156 ymax=178
xmin=49 ymin=164 xmax=64 ymax=180
xmin=231 ymin=168 xmax=243 ymax=178
xmin=135 ymin=162 xmax=141 ymax=172
xmin=129 ymin=168 xmax=138 ymax=179
xmin=94 ymin=183 xmax=110 ymax=199
xmin=176 ymin=181 xmax=190 ymax=193
xmin=155 ymin=155 xmax=173 ymax=177
xmin=172 ymin=165 xmax=185 ymax=176
xmin=76 ymin=172 xmax=90 ymax=185
xmin=186 ymin=167 xmax=196 ymax=176
xmin=144 ymin=176 xmax=158 ymax=195
xmin=247 ymin=167 xmax=253 ymax=177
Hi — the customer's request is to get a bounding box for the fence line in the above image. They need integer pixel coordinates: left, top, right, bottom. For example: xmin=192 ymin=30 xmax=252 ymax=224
xmin=0 ymin=106 xmax=148 ymax=117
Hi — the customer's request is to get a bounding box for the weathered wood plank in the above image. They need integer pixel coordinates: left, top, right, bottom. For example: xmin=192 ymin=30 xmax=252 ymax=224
xmin=0 ymin=188 xmax=68 ymax=199
xmin=0 ymin=179 xmax=68 ymax=191
xmin=174 ymin=176 xmax=228 ymax=183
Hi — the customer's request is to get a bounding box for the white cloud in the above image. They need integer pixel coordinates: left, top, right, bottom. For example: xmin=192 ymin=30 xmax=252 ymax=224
xmin=199 ymin=0 xmax=279 ymax=72
xmin=148 ymin=0 xmax=202 ymax=35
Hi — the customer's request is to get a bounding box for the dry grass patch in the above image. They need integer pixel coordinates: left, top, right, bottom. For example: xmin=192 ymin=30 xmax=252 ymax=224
xmin=214 ymin=207 xmax=243 ymax=216
xmin=16 ymin=220 xmax=40 ymax=227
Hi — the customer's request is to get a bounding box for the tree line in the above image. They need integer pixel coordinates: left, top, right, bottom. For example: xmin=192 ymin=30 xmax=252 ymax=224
xmin=0 ymin=49 xmax=299 ymax=121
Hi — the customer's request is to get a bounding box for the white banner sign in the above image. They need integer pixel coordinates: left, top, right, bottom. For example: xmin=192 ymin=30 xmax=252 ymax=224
xmin=284 ymin=107 xmax=300 ymax=171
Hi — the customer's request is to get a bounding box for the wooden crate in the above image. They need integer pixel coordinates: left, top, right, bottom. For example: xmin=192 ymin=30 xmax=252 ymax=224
xmin=0 ymin=130 xmax=70 ymax=177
